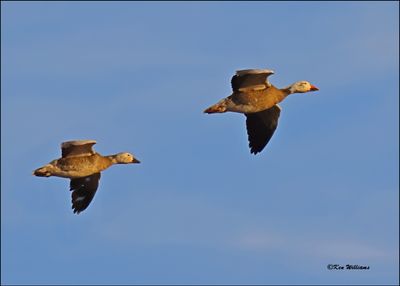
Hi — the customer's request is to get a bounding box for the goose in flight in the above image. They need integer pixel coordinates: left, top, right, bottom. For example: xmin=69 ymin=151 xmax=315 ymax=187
xmin=204 ymin=69 xmax=318 ymax=154
xmin=33 ymin=140 xmax=140 ymax=214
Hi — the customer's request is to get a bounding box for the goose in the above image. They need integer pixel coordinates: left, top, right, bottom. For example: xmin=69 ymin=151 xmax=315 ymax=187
xmin=204 ymin=69 xmax=319 ymax=154
xmin=33 ymin=140 xmax=140 ymax=214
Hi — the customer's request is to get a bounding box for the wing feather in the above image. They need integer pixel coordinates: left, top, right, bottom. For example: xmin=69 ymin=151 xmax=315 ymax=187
xmin=245 ymin=105 xmax=281 ymax=154
xmin=231 ymin=69 xmax=274 ymax=92
xmin=70 ymin=173 xmax=101 ymax=214
xmin=61 ymin=140 xmax=97 ymax=158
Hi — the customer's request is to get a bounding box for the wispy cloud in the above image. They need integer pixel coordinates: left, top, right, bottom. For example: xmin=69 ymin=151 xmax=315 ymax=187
xmin=84 ymin=189 xmax=395 ymax=265
xmin=233 ymin=229 xmax=392 ymax=261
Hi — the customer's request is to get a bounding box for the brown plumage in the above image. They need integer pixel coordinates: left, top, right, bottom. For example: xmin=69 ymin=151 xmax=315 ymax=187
xmin=33 ymin=140 xmax=140 ymax=214
xmin=204 ymin=69 xmax=319 ymax=154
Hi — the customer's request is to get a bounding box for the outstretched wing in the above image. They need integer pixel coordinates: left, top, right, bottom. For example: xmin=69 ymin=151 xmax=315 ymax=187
xmin=231 ymin=69 xmax=274 ymax=92
xmin=70 ymin=173 xmax=101 ymax=214
xmin=245 ymin=105 xmax=281 ymax=154
xmin=61 ymin=140 xmax=97 ymax=158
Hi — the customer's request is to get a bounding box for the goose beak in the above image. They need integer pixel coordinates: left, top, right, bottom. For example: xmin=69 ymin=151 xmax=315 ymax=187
xmin=310 ymin=85 xmax=319 ymax=91
xmin=132 ymin=158 xmax=140 ymax=164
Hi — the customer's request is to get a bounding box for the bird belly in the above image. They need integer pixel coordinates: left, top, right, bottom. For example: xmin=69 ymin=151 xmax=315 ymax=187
xmin=55 ymin=170 xmax=97 ymax=179
xmin=226 ymin=104 xmax=261 ymax=113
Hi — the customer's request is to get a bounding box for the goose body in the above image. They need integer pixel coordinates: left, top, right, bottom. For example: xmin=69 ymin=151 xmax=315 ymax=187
xmin=35 ymin=152 xmax=136 ymax=178
xmin=204 ymin=69 xmax=318 ymax=154
xmin=221 ymin=84 xmax=290 ymax=114
xmin=33 ymin=140 xmax=140 ymax=214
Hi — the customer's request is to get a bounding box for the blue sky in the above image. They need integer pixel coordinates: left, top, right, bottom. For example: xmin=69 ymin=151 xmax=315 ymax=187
xmin=1 ymin=1 xmax=399 ymax=285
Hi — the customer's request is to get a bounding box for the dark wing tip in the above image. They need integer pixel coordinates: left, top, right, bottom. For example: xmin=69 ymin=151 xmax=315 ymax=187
xmin=250 ymin=147 xmax=262 ymax=155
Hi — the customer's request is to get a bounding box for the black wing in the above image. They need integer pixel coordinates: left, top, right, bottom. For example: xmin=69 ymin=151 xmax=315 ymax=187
xmin=245 ymin=105 xmax=281 ymax=154
xmin=70 ymin=173 xmax=101 ymax=214
xmin=231 ymin=69 xmax=274 ymax=92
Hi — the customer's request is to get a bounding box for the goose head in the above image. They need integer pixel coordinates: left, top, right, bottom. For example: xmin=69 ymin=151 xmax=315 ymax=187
xmin=112 ymin=152 xmax=140 ymax=164
xmin=287 ymin=81 xmax=319 ymax=94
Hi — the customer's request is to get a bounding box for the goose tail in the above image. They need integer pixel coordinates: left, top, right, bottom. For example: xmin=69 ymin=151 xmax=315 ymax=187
xmin=33 ymin=166 xmax=52 ymax=177
xmin=204 ymin=100 xmax=228 ymax=114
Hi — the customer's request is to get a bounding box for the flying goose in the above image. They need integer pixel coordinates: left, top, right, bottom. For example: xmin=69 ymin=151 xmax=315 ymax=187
xmin=204 ymin=69 xmax=319 ymax=154
xmin=33 ymin=140 xmax=140 ymax=214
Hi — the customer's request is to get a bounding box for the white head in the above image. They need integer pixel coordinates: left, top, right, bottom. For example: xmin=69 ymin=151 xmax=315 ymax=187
xmin=113 ymin=152 xmax=140 ymax=164
xmin=287 ymin=81 xmax=319 ymax=94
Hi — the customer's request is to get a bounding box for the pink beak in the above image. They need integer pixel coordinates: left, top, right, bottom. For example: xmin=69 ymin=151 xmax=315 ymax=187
xmin=310 ymin=85 xmax=319 ymax=91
